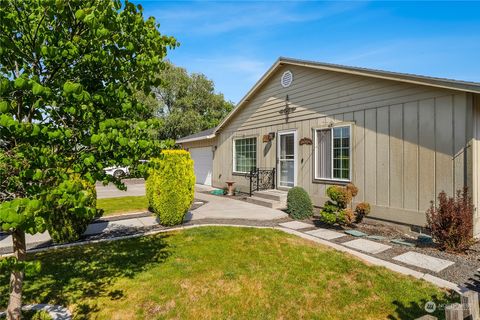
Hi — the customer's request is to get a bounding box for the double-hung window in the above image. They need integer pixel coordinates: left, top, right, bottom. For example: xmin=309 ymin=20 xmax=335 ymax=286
xmin=233 ymin=137 xmax=257 ymax=173
xmin=314 ymin=125 xmax=351 ymax=181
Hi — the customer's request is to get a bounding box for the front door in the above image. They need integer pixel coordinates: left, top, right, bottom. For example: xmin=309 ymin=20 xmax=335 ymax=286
xmin=277 ymin=130 xmax=297 ymax=188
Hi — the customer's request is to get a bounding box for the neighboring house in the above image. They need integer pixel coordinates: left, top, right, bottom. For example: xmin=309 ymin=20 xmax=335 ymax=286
xmin=177 ymin=57 xmax=480 ymax=235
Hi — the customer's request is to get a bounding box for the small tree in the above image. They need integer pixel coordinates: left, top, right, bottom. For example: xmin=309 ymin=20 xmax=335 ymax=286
xmin=0 ymin=0 xmax=177 ymax=318
xmin=426 ymin=188 xmax=474 ymax=252
xmin=146 ymin=150 xmax=195 ymax=226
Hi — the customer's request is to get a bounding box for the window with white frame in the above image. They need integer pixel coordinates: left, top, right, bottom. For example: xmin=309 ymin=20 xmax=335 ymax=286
xmin=233 ymin=137 xmax=257 ymax=173
xmin=314 ymin=125 xmax=351 ymax=181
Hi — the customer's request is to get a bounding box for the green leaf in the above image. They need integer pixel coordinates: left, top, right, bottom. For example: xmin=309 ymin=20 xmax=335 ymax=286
xmin=14 ymin=77 xmax=28 ymax=89
xmin=0 ymin=78 xmax=9 ymax=94
xmin=91 ymin=134 xmax=101 ymax=144
xmin=0 ymin=101 xmax=8 ymax=113
xmin=63 ymin=81 xmax=82 ymax=94
xmin=32 ymin=82 xmax=45 ymax=95
xmin=75 ymin=9 xmax=85 ymax=20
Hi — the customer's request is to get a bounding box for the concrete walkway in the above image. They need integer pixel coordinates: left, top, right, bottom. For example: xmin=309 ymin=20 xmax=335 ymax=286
xmin=187 ymin=186 xmax=287 ymax=221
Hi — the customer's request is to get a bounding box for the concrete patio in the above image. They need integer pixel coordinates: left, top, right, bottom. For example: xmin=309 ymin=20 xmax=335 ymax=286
xmin=186 ymin=185 xmax=287 ymax=221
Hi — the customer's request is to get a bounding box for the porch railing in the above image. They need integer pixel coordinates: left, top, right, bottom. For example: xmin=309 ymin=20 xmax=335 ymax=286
xmin=248 ymin=168 xmax=276 ymax=197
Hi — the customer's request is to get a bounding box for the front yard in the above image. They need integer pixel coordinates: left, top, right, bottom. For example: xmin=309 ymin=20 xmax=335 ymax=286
xmin=0 ymin=227 xmax=454 ymax=319
xmin=97 ymin=195 xmax=148 ymax=216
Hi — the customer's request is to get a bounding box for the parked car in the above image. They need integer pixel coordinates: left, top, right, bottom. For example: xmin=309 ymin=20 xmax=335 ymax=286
xmin=104 ymin=160 xmax=149 ymax=179
xmin=104 ymin=166 xmax=130 ymax=179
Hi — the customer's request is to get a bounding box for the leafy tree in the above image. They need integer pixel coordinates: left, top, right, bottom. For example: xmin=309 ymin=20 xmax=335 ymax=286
xmin=147 ymin=62 xmax=234 ymax=139
xmin=0 ymin=0 xmax=176 ymax=318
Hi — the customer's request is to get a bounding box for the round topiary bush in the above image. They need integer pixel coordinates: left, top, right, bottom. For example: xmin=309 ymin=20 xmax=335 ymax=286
xmin=44 ymin=175 xmax=100 ymax=243
xmin=146 ymin=150 xmax=195 ymax=226
xmin=286 ymin=186 xmax=313 ymax=219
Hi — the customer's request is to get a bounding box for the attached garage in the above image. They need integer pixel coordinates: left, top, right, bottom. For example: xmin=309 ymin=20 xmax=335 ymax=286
xmin=176 ymin=128 xmax=216 ymax=186
xmin=189 ymin=147 xmax=213 ymax=186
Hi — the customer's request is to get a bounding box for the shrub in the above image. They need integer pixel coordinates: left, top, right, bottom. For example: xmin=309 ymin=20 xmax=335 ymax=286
xmin=326 ymin=185 xmax=352 ymax=208
xmin=343 ymin=208 xmax=355 ymax=224
xmin=426 ymin=188 xmax=474 ymax=252
xmin=44 ymin=175 xmax=100 ymax=243
xmin=355 ymin=202 xmax=371 ymax=223
xmin=146 ymin=150 xmax=195 ymax=226
xmin=346 ymin=183 xmax=358 ymax=197
xmin=320 ymin=184 xmax=362 ymax=225
xmin=286 ymin=186 xmax=313 ymax=219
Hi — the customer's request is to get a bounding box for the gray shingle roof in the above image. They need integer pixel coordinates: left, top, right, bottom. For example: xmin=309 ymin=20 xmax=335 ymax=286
xmin=176 ymin=127 xmax=216 ymax=143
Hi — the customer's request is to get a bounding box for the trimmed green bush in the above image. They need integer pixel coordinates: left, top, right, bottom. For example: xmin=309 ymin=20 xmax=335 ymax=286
xmin=146 ymin=150 xmax=195 ymax=226
xmin=286 ymin=186 xmax=313 ymax=219
xmin=44 ymin=175 xmax=100 ymax=243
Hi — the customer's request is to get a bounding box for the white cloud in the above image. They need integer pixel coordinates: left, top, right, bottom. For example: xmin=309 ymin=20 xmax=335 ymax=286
xmin=150 ymin=1 xmax=367 ymax=36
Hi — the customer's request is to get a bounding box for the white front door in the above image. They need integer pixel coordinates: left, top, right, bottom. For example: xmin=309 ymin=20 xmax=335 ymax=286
xmin=277 ymin=130 xmax=297 ymax=188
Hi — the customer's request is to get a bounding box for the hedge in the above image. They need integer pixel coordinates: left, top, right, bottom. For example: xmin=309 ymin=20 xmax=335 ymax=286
xmin=146 ymin=150 xmax=195 ymax=226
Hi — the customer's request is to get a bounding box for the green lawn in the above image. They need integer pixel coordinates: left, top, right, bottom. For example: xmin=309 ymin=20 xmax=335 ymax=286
xmin=0 ymin=227 xmax=455 ymax=319
xmin=96 ymin=196 xmax=148 ymax=216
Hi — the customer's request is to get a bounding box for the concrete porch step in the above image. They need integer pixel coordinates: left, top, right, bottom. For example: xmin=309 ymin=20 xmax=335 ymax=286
xmin=253 ymin=189 xmax=288 ymax=202
xmin=246 ymin=195 xmax=286 ymax=210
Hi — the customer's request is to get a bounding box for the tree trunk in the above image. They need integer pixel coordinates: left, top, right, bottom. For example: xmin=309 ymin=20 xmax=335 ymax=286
xmin=6 ymin=229 xmax=26 ymax=320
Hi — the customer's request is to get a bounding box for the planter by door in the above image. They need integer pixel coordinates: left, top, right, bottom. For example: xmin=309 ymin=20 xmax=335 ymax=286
xmin=277 ymin=130 xmax=297 ymax=188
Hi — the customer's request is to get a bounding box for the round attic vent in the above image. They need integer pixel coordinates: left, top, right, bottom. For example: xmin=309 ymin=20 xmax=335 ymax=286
xmin=281 ymin=70 xmax=293 ymax=88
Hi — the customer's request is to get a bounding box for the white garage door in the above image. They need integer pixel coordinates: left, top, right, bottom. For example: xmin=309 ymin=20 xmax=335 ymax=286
xmin=189 ymin=147 xmax=213 ymax=186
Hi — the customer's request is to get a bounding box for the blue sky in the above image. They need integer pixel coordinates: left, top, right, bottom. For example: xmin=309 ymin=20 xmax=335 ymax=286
xmin=139 ymin=1 xmax=480 ymax=103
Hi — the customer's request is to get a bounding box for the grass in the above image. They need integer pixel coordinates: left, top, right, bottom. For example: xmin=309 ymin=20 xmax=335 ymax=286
xmin=96 ymin=196 xmax=148 ymax=216
xmin=0 ymin=227 xmax=456 ymax=319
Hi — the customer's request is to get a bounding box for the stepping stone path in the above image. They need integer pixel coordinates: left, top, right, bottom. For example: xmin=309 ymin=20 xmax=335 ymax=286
xmin=344 ymin=230 xmax=368 ymax=237
xmin=366 ymin=235 xmax=386 ymax=241
xmin=305 ymin=228 xmax=345 ymax=240
xmin=393 ymin=251 xmax=454 ymax=272
xmin=279 ymin=221 xmax=313 ymax=230
xmin=343 ymin=239 xmax=392 ymax=254
xmin=391 ymin=239 xmax=416 ymax=247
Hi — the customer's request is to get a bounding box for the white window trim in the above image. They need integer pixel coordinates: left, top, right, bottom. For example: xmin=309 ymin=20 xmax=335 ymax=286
xmin=232 ymin=136 xmax=257 ymax=174
xmin=313 ymin=124 xmax=353 ymax=182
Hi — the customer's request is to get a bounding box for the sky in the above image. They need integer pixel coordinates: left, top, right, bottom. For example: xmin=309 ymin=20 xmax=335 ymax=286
xmin=138 ymin=1 xmax=480 ymax=104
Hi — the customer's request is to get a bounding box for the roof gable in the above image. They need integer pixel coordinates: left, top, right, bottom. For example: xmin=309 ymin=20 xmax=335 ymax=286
xmin=214 ymin=57 xmax=480 ymax=133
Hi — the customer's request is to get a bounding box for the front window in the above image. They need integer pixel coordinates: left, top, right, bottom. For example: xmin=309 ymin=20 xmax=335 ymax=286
xmin=233 ymin=137 xmax=257 ymax=173
xmin=315 ymin=126 xmax=351 ymax=181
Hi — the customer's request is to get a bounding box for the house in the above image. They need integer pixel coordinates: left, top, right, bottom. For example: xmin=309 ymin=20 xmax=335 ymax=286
xmin=177 ymin=57 xmax=480 ymax=235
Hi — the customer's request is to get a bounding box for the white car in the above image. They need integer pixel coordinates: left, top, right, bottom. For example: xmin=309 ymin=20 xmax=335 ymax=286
xmin=104 ymin=166 xmax=130 ymax=179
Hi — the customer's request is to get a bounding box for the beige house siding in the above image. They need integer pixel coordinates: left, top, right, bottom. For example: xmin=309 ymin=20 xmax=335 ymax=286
xmin=182 ymin=138 xmax=217 ymax=149
xmin=207 ymin=65 xmax=474 ymax=228
xmin=472 ymin=94 xmax=480 ymax=235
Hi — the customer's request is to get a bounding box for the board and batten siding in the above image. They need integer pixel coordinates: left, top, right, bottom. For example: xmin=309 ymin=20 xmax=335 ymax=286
xmin=208 ymin=64 xmax=475 ymax=229
xmin=472 ymin=93 xmax=480 ymax=236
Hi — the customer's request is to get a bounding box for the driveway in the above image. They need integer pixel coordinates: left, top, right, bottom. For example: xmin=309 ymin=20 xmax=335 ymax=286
xmin=96 ymin=178 xmax=146 ymax=198
xmin=187 ymin=185 xmax=288 ymax=221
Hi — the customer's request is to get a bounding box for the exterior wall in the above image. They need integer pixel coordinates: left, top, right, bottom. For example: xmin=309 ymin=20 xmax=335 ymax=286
xmin=213 ymin=64 xmax=474 ymax=228
xmin=182 ymin=138 xmax=216 ymax=150
xmin=472 ymin=94 xmax=480 ymax=236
